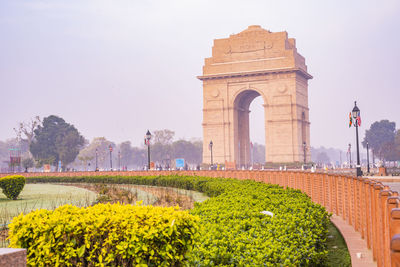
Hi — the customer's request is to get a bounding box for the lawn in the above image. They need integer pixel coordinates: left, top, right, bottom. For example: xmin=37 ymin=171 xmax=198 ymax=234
xmin=326 ymin=221 xmax=351 ymax=266
xmin=0 ymin=184 xmax=97 ymax=224
xmin=0 ymin=183 xmax=208 ymax=225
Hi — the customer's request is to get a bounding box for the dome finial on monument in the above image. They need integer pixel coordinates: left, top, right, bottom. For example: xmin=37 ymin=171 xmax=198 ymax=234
xmin=241 ymin=25 xmax=270 ymax=34
xmin=248 ymin=25 xmax=261 ymax=30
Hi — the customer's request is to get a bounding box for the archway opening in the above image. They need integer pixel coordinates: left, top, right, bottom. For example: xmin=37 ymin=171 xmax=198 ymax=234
xmin=249 ymin=96 xmax=266 ymax=166
xmin=233 ymin=90 xmax=265 ymax=168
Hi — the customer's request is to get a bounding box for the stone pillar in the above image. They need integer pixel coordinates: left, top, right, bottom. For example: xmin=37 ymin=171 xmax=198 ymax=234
xmin=238 ymin=108 xmax=250 ymax=167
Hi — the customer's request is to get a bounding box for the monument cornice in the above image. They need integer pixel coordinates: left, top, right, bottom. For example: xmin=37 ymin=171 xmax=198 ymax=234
xmin=197 ymin=67 xmax=312 ymax=81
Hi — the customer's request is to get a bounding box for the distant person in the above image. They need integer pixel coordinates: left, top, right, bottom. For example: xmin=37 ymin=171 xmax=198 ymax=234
xmin=311 ymin=164 xmax=315 ymax=173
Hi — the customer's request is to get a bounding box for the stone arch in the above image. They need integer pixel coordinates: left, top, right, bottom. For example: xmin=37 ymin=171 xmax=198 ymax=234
xmin=230 ymin=86 xmax=268 ymax=107
xmin=233 ymin=89 xmax=264 ymax=167
xmin=198 ymin=26 xmax=312 ymax=166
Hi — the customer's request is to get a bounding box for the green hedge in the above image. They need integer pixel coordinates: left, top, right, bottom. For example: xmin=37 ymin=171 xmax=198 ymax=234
xmin=25 ymin=175 xmax=330 ymax=266
xmin=0 ymin=175 xmax=25 ymax=200
xmin=9 ymin=203 xmax=199 ymax=266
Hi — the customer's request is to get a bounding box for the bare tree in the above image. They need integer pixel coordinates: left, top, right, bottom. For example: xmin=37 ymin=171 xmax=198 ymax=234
xmin=13 ymin=116 xmax=41 ymax=155
xmin=153 ymin=129 xmax=175 ymax=145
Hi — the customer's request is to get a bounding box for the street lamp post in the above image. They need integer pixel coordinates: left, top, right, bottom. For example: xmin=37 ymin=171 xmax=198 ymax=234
xmin=145 ymin=130 xmax=152 ymax=170
xmin=303 ymin=142 xmax=306 ymax=164
xmin=352 ymin=101 xmax=362 ymax=177
xmin=109 ymin=145 xmax=113 ymax=171
xmin=348 ymin=143 xmax=352 ymax=168
xmin=251 ymin=146 xmax=253 ymax=167
xmin=118 ymin=151 xmax=121 ymax=171
xmin=209 ymin=141 xmax=213 ymax=167
xmin=95 ymin=148 xmax=98 ymax=171
xmin=367 ymin=141 xmax=370 ymax=173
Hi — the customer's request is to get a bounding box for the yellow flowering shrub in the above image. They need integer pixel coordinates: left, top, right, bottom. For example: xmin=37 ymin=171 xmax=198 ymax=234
xmin=8 ymin=203 xmax=199 ymax=266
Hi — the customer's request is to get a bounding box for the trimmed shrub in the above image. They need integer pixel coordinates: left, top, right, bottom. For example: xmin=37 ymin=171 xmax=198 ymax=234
xmin=25 ymin=175 xmax=330 ymax=265
xmin=0 ymin=175 xmax=25 ymax=200
xmin=190 ymin=180 xmax=330 ymax=266
xmin=8 ymin=203 xmax=199 ymax=266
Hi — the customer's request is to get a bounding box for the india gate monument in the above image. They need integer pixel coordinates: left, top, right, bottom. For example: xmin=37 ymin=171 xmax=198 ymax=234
xmin=198 ymin=25 xmax=312 ymax=166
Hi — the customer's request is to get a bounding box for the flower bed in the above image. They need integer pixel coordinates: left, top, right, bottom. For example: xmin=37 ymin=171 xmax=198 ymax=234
xmin=9 ymin=203 xmax=198 ymax=266
xmin=18 ymin=175 xmax=330 ymax=265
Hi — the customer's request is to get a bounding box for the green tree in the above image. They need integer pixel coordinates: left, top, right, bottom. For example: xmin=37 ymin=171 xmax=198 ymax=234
xmin=151 ymin=143 xmax=173 ymax=165
xmin=132 ymin=147 xmax=146 ymax=168
xmin=77 ymin=137 xmax=114 ymax=170
xmin=30 ymin=115 xmax=85 ymax=169
xmin=252 ymin=143 xmax=265 ymax=164
xmin=143 ymin=130 xmax=204 ymax=167
xmin=316 ymin=152 xmax=330 ymax=164
xmin=150 ymin=129 xmax=175 ymax=166
xmin=118 ymin=141 xmax=134 ymax=169
xmin=172 ymin=139 xmax=202 ymax=164
xmin=22 ymin=157 xmax=34 ymax=172
xmin=385 ymin=130 xmax=400 ymax=162
xmin=192 ymin=140 xmax=203 ymax=163
xmin=362 ymin=120 xmax=396 ymax=161
xmin=77 ymin=155 xmax=94 ymax=171
xmin=396 ymin=130 xmax=400 ymax=158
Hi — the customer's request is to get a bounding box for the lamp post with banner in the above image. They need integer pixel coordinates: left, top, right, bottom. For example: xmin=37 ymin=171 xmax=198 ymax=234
xmin=350 ymin=101 xmax=362 ymax=177
xmin=145 ymin=130 xmax=152 ymax=170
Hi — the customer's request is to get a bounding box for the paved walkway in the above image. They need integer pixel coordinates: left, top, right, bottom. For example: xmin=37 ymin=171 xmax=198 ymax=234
xmin=367 ymin=175 xmax=400 ymax=183
xmin=330 ymin=215 xmax=376 ymax=267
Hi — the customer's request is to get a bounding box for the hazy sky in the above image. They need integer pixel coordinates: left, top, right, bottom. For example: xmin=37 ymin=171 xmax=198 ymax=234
xmin=1 ymin=0 xmax=399 ymax=150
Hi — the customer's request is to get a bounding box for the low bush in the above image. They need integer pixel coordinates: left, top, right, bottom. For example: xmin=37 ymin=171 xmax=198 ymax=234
xmin=25 ymin=175 xmax=330 ymax=265
xmin=8 ymin=203 xmax=199 ymax=266
xmin=0 ymin=175 xmax=25 ymax=200
xmin=190 ymin=180 xmax=329 ymax=266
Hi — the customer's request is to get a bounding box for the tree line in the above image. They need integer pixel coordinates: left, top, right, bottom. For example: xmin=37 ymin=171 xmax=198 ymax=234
xmin=3 ymin=115 xmax=204 ymax=171
xmin=74 ymin=133 xmax=203 ymax=171
xmin=362 ymin=120 xmax=400 ymax=164
xmin=4 ymin=115 xmax=397 ymax=171
xmin=309 ymin=120 xmax=400 ymax=166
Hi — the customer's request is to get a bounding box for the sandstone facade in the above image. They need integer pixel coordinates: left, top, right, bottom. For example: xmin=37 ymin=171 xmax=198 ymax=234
xmin=198 ymin=25 xmax=312 ymax=165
